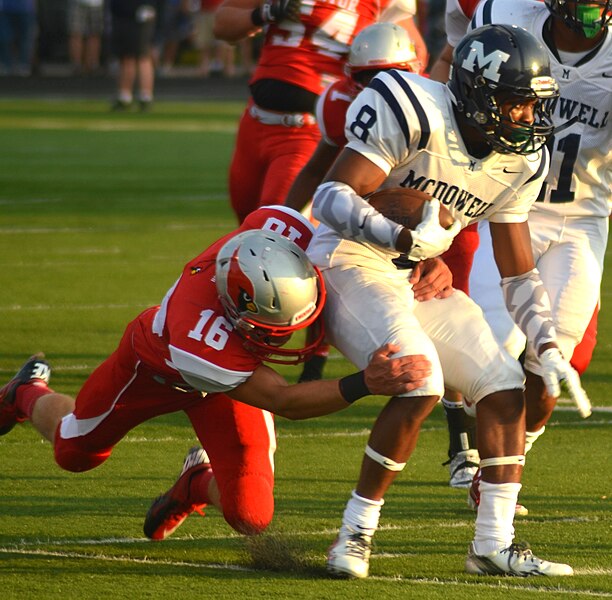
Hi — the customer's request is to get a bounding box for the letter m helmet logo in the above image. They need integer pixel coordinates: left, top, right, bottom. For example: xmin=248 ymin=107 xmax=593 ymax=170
xmin=461 ymin=40 xmax=510 ymax=82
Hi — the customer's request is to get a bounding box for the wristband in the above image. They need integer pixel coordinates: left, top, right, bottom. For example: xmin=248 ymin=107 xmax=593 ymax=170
xmin=339 ymin=371 xmax=371 ymax=404
xmin=251 ymin=7 xmax=264 ymax=26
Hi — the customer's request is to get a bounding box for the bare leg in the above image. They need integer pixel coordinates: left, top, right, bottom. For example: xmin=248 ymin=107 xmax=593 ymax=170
xmin=356 ymin=394 xmax=439 ymax=500
xmin=30 ymin=392 xmax=75 ymax=443
xmin=137 ymin=54 xmax=155 ymax=101
xmin=524 ymin=370 xmax=556 ymax=432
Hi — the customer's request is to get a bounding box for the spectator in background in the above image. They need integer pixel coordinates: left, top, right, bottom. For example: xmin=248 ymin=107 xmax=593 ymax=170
xmin=109 ymin=0 xmax=163 ymax=111
xmin=157 ymin=0 xmax=197 ymax=76
xmin=67 ymin=0 xmax=105 ymax=76
xmin=192 ymin=0 xmax=235 ymax=77
xmin=0 ymin=0 xmax=37 ymax=76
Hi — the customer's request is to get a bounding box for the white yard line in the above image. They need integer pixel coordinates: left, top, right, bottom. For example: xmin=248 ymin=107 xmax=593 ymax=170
xmin=0 ymin=546 xmax=609 ymax=595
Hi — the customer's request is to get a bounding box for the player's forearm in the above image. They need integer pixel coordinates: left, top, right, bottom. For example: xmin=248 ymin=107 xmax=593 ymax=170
xmin=214 ymin=2 xmax=262 ymax=42
xmin=312 ymin=181 xmax=403 ymax=249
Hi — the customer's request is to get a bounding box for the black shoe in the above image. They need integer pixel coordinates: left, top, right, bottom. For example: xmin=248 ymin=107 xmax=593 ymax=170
xmin=138 ymin=100 xmax=153 ymax=112
xmin=111 ymin=99 xmax=132 ymax=112
xmin=0 ymin=353 xmax=50 ymax=435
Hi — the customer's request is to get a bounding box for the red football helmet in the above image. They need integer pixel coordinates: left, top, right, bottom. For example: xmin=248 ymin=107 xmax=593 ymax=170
xmin=216 ymin=230 xmax=326 ymax=364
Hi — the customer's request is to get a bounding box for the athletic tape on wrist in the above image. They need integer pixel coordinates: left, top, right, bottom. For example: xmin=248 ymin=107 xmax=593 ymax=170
xmin=479 ymin=455 xmax=525 ymax=469
xmin=339 ymin=371 xmax=370 ymax=404
xmin=365 ymin=445 xmax=407 ymax=471
xmin=501 ymin=268 xmax=556 ymax=352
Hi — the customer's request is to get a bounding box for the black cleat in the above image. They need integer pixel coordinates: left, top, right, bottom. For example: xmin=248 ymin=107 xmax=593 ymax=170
xmin=0 ymin=353 xmax=51 ymax=435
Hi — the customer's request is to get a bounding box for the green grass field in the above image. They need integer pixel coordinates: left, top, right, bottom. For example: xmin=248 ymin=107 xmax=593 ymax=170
xmin=0 ymin=99 xmax=610 ymax=599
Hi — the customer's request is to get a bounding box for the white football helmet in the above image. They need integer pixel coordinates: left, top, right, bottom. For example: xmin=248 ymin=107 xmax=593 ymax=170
xmin=346 ymin=22 xmax=421 ymax=79
xmin=216 ymin=229 xmax=326 ymax=364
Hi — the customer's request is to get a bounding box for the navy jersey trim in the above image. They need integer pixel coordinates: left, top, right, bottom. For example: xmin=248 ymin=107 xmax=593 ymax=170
xmin=388 ymin=70 xmax=431 ymax=150
xmin=524 ymin=149 xmax=548 ymax=186
xmin=369 ymin=76 xmax=411 ymax=149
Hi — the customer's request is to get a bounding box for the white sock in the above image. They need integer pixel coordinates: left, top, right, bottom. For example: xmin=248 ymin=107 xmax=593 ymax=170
xmin=341 ymin=490 xmax=384 ymax=537
xmin=118 ymin=92 xmax=132 ymax=104
xmin=525 ymin=426 xmax=546 ymax=454
xmin=473 ymin=481 xmax=521 ymax=556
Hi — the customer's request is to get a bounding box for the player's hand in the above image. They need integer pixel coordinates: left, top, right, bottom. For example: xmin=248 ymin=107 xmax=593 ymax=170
xmin=539 ymin=348 xmax=592 ymax=418
xmin=364 ymin=343 xmax=431 ymax=396
xmin=260 ymin=0 xmax=302 ymax=23
xmin=408 ymin=199 xmax=461 ymax=261
xmin=410 ymin=257 xmax=453 ymax=301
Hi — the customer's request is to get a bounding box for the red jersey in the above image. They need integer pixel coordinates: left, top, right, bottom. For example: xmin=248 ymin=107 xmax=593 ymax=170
xmin=315 ymin=76 xmax=358 ymax=146
xmin=135 ymin=206 xmax=316 ymax=392
xmin=251 ymin=0 xmax=390 ymax=95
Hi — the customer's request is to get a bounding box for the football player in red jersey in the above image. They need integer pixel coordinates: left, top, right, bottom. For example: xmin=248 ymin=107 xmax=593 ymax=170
xmin=213 ymin=0 xmax=426 ymax=223
xmin=0 ymin=206 xmax=432 ymax=540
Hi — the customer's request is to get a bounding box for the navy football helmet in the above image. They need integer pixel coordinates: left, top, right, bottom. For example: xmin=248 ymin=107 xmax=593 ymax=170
xmin=545 ymin=0 xmax=611 ymax=38
xmin=448 ymin=24 xmax=559 ymax=155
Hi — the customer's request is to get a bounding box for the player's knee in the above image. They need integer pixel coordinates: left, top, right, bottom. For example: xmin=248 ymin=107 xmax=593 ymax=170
xmin=54 ymin=437 xmax=111 ymax=473
xmin=221 ymin=474 xmax=274 ymax=535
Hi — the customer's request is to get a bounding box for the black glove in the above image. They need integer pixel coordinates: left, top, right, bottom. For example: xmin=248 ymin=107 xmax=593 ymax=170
xmin=260 ymin=0 xmax=302 ymax=23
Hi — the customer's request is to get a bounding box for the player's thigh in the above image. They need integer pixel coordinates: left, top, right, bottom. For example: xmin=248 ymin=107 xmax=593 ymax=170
xmin=56 ymin=359 xmax=190 ymax=470
xmin=414 ymin=291 xmax=525 ymax=403
xmin=259 ymin=126 xmax=320 ymax=206
xmin=229 ymin=109 xmax=267 ymax=221
xmin=186 ymin=394 xmax=276 ymax=487
xmin=526 ymin=215 xmax=605 ymax=371
xmin=322 ymin=264 xmax=444 ymax=398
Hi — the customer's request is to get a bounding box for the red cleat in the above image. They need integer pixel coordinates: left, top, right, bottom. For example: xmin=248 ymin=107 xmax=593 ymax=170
xmin=144 ymin=446 xmax=212 ymax=540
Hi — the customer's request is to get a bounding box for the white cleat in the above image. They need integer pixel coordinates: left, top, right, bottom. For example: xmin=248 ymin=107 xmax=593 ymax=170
xmin=327 ymin=526 xmax=372 ymax=579
xmin=465 ymin=542 xmax=574 ymax=577
xmin=448 ymin=449 xmax=480 ymax=489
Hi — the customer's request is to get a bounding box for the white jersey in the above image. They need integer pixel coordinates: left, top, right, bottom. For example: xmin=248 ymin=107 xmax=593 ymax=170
xmin=310 ymin=71 xmax=549 ymax=267
xmin=471 ymin=0 xmax=612 ymax=219
xmin=444 ymin=0 xmax=477 ymax=47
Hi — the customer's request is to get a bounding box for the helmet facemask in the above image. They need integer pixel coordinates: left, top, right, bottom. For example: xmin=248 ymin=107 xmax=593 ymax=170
xmin=545 ymin=0 xmax=611 ymax=39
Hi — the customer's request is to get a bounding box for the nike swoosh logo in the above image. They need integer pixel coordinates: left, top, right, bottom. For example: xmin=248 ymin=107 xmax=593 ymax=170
xmin=602 ymin=73 xmax=612 ymax=78
xmin=503 ymin=167 xmax=522 ymax=174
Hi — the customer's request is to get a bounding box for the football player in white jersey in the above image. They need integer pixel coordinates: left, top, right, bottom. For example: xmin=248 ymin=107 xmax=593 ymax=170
xmin=308 ymin=24 xmax=587 ymax=578
xmin=465 ymin=0 xmax=611 ymax=513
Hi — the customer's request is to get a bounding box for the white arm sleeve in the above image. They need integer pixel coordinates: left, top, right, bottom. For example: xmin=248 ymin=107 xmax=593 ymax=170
xmin=500 ymin=268 xmax=557 ymax=354
xmin=312 ymin=181 xmax=403 ymax=250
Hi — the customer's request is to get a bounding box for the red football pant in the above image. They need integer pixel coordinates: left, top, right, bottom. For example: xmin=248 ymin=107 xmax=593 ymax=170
xmin=229 ymin=100 xmax=320 ymax=223
xmin=53 ymin=314 xmax=275 ymax=535
xmin=442 ymin=223 xmax=480 ymax=295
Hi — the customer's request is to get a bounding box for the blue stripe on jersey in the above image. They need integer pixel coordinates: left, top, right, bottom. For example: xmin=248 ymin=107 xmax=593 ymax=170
xmin=369 ymin=77 xmax=411 ymax=149
xmin=480 ymin=0 xmax=494 ymax=25
xmin=388 ymin=70 xmax=431 ymax=150
xmin=524 ymin=149 xmax=548 ymax=186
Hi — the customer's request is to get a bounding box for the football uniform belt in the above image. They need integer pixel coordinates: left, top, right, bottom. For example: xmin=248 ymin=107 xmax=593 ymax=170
xmin=249 ymin=103 xmax=316 ymax=128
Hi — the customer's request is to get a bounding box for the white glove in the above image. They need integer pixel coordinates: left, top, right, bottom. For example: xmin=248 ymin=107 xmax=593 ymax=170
xmin=408 ymin=199 xmax=461 ymax=261
xmin=539 ymin=348 xmax=592 ymax=418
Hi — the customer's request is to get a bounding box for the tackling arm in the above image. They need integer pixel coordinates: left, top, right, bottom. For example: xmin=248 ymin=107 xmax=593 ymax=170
xmin=227 ymin=344 xmax=432 ymax=420
xmin=284 ymin=141 xmax=341 ymax=212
